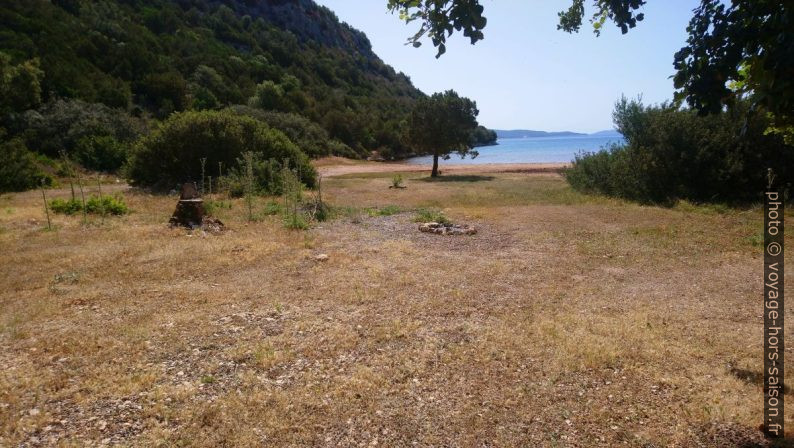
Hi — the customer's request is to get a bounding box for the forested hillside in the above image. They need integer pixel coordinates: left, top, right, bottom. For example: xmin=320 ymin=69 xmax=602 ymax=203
xmin=0 ymin=0 xmax=429 ymax=183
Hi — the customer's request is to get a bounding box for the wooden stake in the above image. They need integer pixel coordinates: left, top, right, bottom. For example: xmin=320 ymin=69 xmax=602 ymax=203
xmin=76 ymin=170 xmax=87 ymax=225
xmin=40 ymin=179 xmax=51 ymax=231
xmin=97 ymin=177 xmax=105 ymax=224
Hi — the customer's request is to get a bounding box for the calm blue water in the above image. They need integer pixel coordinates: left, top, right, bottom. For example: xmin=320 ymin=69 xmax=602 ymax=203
xmin=405 ymin=135 xmax=624 ymax=164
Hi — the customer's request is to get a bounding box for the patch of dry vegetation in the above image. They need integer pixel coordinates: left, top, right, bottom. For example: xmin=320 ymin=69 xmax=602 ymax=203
xmin=0 ymin=171 xmax=790 ymax=446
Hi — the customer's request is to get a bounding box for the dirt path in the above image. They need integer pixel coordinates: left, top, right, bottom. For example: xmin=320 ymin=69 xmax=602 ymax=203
xmin=314 ymin=156 xmax=568 ymax=177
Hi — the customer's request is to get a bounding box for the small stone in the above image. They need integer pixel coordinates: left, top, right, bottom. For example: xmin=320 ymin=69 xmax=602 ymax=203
xmin=315 ymin=254 xmax=329 ymax=262
xmin=29 ymin=408 xmax=40 ymax=416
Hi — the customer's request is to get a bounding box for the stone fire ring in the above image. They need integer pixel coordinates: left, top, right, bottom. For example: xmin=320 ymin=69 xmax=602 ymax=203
xmin=418 ymin=222 xmax=477 ymax=236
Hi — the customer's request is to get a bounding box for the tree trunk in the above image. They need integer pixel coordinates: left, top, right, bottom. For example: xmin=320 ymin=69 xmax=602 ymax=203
xmin=431 ymin=151 xmax=439 ymax=177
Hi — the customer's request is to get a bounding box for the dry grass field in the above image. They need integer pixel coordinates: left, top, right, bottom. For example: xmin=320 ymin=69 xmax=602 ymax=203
xmin=1 ymin=167 xmax=792 ymax=447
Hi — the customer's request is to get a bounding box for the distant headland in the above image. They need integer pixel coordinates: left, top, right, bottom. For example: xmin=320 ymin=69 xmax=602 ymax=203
xmin=495 ymin=129 xmax=622 ymax=139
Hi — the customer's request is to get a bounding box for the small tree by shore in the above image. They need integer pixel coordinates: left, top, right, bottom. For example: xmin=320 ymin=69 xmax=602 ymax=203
xmin=408 ymin=90 xmax=480 ymax=177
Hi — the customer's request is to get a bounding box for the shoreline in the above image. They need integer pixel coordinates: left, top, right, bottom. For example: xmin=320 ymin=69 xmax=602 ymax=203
xmin=315 ymin=157 xmax=569 ymax=178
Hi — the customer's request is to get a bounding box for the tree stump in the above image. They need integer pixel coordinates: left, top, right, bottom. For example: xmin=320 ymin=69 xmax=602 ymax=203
xmin=169 ymin=183 xmax=206 ymax=228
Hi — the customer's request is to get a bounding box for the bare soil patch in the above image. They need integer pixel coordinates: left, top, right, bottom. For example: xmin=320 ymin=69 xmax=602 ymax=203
xmin=315 ymin=157 xmax=567 ymax=178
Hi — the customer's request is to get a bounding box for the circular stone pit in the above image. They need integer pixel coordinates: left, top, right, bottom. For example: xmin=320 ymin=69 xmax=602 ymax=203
xmin=418 ymin=222 xmax=477 ymax=236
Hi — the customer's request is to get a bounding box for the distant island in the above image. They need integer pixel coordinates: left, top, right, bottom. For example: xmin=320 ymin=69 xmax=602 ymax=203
xmin=495 ymin=129 xmax=622 ymax=139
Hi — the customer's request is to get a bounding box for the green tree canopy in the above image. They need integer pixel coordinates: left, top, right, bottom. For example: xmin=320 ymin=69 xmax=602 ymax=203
xmin=0 ymin=53 xmax=43 ymax=116
xmin=128 ymin=110 xmax=316 ymax=191
xmin=408 ymin=90 xmax=479 ymax=177
xmin=672 ymin=0 xmax=793 ymax=140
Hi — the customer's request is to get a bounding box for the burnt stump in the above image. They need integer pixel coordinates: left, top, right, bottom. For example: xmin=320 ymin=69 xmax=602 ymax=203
xmin=169 ymin=183 xmax=206 ymax=228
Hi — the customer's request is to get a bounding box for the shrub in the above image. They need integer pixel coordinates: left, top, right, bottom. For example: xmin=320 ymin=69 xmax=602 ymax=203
xmin=414 ymin=208 xmax=450 ymax=225
xmin=565 ymin=97 xmax=794 ymax=204
xmin=204 ymin=199 xmax=232 ymax=216
xmin=223 ymin=156 xmax=286 ymax=197
xmin=311 ymin=201 xmax=331 ymax=222
xmin=262 ymin=200 xmax=282 ymax=216
xmin=0 ymin=137 xmax=52 ymax=192
xmin=73 ymin=135 xmax=128 ymax=172
xmin=85 ymin=195 xmax=128 ymax=215
xmin=128 ymin=110 xmax=316 ymax=191
xmin=51 ymin=195 xmax=128 ymax=215
xmin=282 ymin=212 xmax=309 ymax=230
xmin=49 ymin=198 xmax=82 ymax=215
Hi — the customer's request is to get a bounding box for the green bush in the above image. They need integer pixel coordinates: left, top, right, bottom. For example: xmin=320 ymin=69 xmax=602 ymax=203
xmin=564 ymin=97 xmax=794 ymax=204
xmin=50 ymin=195 xmax=128 ymax=215
xmin=85 ymin=195 xmax=128 ymax=215
xmin=128 ymin=110 xmax=316 ymax=191
xmin=414 ymin=208 xmax=450 ymax=225
xmin=262 ymin=200 xmax=282 ymax=216
xmin=49 ymin=198 xmax=82 ymax=215
xmin=227 ymin=155 xmax=289 ymax=197
xmin=204 ymin=199 xmax=232 ymax=216
xmin=0 ymin=137 xmax=52 ymax=192
xmin=282 ymin=212 xmax=309 ymax=230
xmin=311 ymin=201 xmax=331 ymax=222
xmin=73 ymin=135 xmax=128 ymax=172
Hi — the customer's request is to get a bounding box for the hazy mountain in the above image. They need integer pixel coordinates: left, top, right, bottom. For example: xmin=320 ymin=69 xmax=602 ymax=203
xmin=495 ymin=130 xmax=586 ymax=139
xmin=589 ymin=129 xmax=623 ymax=137
xmin=495 ymin=129 xmax=623 ymax=139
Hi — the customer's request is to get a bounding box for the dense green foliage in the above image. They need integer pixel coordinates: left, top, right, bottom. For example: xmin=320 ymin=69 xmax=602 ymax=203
xmin=0 ymin=53 xmax=43 ymax=115
xmin=564 ymin=97 xmax=793 ymax=204
xmin=9 ymin=98 xmax=143 ymax=170
xmin=408 ymin=90 xmax=480 ymax=177
xmin=224 ymin=154 xmax=291 ymax=198
xmin=128 ymin=110 xmax=315 ymax=191
xmin=672 ymin=0 xmax=793 ymax=142
xmin=470 ymin=125 xmax=497 ymax=147
xmin=0 ymin=0 xmax=424 ymax=158
xmin=0 ymin=136 xmax=52 ymax=192
xmin=49 ymin=194 xmax=129 ymax=215
xmin=228 ymin=106 xmax=360 ymax=159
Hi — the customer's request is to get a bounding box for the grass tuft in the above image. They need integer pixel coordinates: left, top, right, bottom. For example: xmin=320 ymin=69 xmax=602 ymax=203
xmin=413 ymin=208 xmax=450 ymax=224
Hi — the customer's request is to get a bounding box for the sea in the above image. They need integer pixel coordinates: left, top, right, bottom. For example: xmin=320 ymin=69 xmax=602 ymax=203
xmin=404 ymin=134 xmax=625 ymax=164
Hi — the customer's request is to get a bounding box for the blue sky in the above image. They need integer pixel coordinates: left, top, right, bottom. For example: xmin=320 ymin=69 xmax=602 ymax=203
xmin=314 ymin=0 xmax=700 ymax=133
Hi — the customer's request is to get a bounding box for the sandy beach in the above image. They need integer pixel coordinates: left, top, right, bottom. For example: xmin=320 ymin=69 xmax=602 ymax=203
xmin=314 ymin=156 xmax=568 ymax=177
